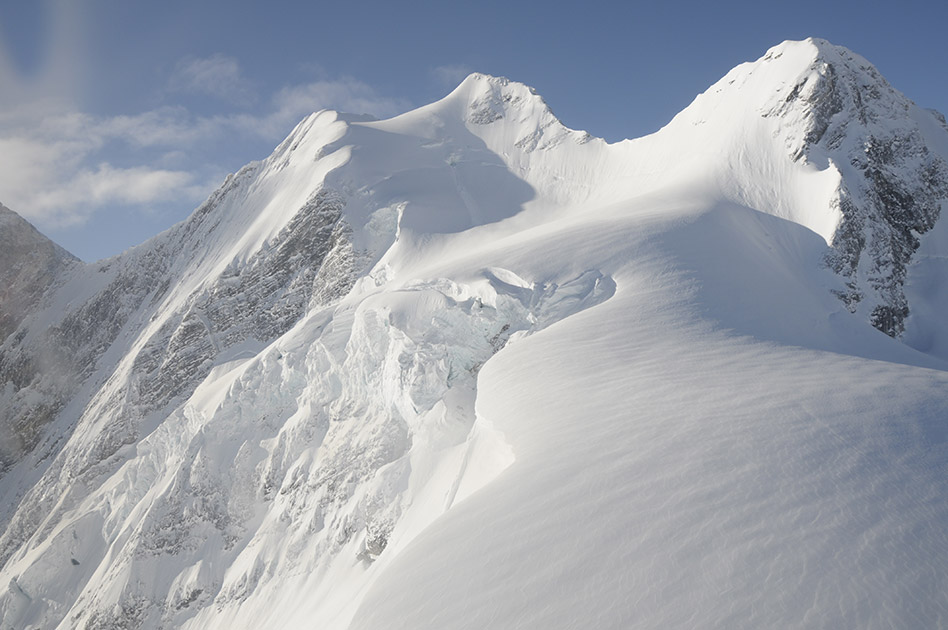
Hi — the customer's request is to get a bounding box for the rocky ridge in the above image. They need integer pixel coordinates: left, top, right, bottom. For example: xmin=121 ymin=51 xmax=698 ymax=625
xmin=762 ymin=39 xmax=948 ymax=336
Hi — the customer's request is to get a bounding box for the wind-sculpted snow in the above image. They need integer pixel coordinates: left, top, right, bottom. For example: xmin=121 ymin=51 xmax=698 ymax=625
xmin=2 ymin=37 xmax=948 ymax=630
xmin=351 ymin=197 xmax=948 ymax=630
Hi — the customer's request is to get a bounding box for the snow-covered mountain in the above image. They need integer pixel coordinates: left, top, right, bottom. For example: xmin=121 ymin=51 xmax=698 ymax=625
xmin=2 ymin=38 xmax=948 ymax=629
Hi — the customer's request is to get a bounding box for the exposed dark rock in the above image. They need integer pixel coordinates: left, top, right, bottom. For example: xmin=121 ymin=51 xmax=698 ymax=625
xmin=769 ymin=41 xmax=948 ymax=336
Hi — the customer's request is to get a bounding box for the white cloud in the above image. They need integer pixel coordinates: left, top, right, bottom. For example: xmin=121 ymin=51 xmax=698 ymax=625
xmin=0 ymin=128 xmax=203 ymax=227
xmin=0 ymin=63 xmax=410 ymax=229
xmin=0 ymin=104 xmax=207 ymax=227
xmin=168 ymin=54 xmax=256 ymax=105
xmin=39 ymin=164 xmax=196 ymax=209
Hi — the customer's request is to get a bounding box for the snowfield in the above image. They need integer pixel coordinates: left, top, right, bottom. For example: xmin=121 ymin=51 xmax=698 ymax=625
xmin=1 ymin=38 xmax=948 ymax=629
xmin=353 ymin=197 xmax=948 ymax=629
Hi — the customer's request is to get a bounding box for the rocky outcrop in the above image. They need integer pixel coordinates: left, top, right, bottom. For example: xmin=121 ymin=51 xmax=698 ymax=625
xmin=0 ymin=205 xmax=79 ymax=471
xmin=764 ymin=40 xmax=948 ymax=336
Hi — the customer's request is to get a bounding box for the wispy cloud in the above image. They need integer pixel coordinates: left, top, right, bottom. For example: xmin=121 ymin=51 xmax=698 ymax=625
xmin=34 ymin=165 xmax=200 ymax=226
xmin=0 ymin=56 xmax=410 ymax=229
xmin=0 ymin=110 xmax=202 ymax=226
xmin=168 ymin=54 xmax=256 ymax=106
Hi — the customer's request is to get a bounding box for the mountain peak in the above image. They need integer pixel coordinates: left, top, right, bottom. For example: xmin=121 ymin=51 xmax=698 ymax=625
xmin=756 ymin=37 xmax=905 ymax=141
xmin=0 ymin=203 xmax=77 ymax=267
xmin=755 ymin=40 xmax=948 ymax=336
xmin=0 ymin=203 xmax=78 ymax=339
xmin=457 ymin=71 xmax=520 ymax=88
xmin=643 ymin=38 xmax=948 ymax=338
xmin=440 ymin=71 xmax=555 ymax=127
xmin=762 ymin=37 xmax=874 ymax=69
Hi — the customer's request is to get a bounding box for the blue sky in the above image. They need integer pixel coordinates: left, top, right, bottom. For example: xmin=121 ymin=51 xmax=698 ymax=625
xmin=2 ymin=0 xmax=947 ymax=261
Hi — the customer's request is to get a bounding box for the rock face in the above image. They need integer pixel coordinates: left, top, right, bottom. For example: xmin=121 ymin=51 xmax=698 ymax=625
xmin=0 ymin=204 xmax=78 ymax=340
xmin=1 ymin=39 xmax=948 ymax=630
xmin=0 ymin=169 xmax=362 ymax=554
xmin=0 ymin=205 xmax=79 ymax=470
xmin=761 ymin=40 xmax=948 ymax=336
xmin=0 ymin=175 xmax=357 ymax=470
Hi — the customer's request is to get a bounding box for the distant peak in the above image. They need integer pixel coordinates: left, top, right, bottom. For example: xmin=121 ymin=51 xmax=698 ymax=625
xmin=0 ymin=203 xmax=78 ymax=337
xmin=439 ymin=72 xmax=560 ymax=132
xmin=448 ymin=72 xmax=545 ymax=120
xmin=457 ymin=72 xmax=521 ymax=89
xmin=0 ymin=203 xmax=76 ymax=261
xmin=763 ymin=37 xmax=835 ymax=57
xmin=775 ymin=36 xmax=838 ymax=55
xmin=759 ymin=37 xmax=881 ymax=80
xmin=687 ymin=37 xmax=905 ymax=147
xmin=755 ymin=37 xmax=905 ymax=137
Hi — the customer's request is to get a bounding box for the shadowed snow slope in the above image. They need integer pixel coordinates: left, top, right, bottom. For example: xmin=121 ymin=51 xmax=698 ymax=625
xmin=1 ymin=38 xmax=948 ymax=630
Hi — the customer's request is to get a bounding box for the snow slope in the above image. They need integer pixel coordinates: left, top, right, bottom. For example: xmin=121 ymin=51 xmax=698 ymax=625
xmin=352 ymin=196 xmax=948 ymax=630
xmin=1 ymin=38 xmax=948 ymax=629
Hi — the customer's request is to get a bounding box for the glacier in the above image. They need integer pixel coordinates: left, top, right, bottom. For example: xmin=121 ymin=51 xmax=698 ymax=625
xmin=1 ymin=38 xmax=948 ymax=629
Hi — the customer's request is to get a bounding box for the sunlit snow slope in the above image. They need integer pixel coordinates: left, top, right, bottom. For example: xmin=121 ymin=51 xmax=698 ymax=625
xmin=2 ymin=38 xmax=948 ymax=630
